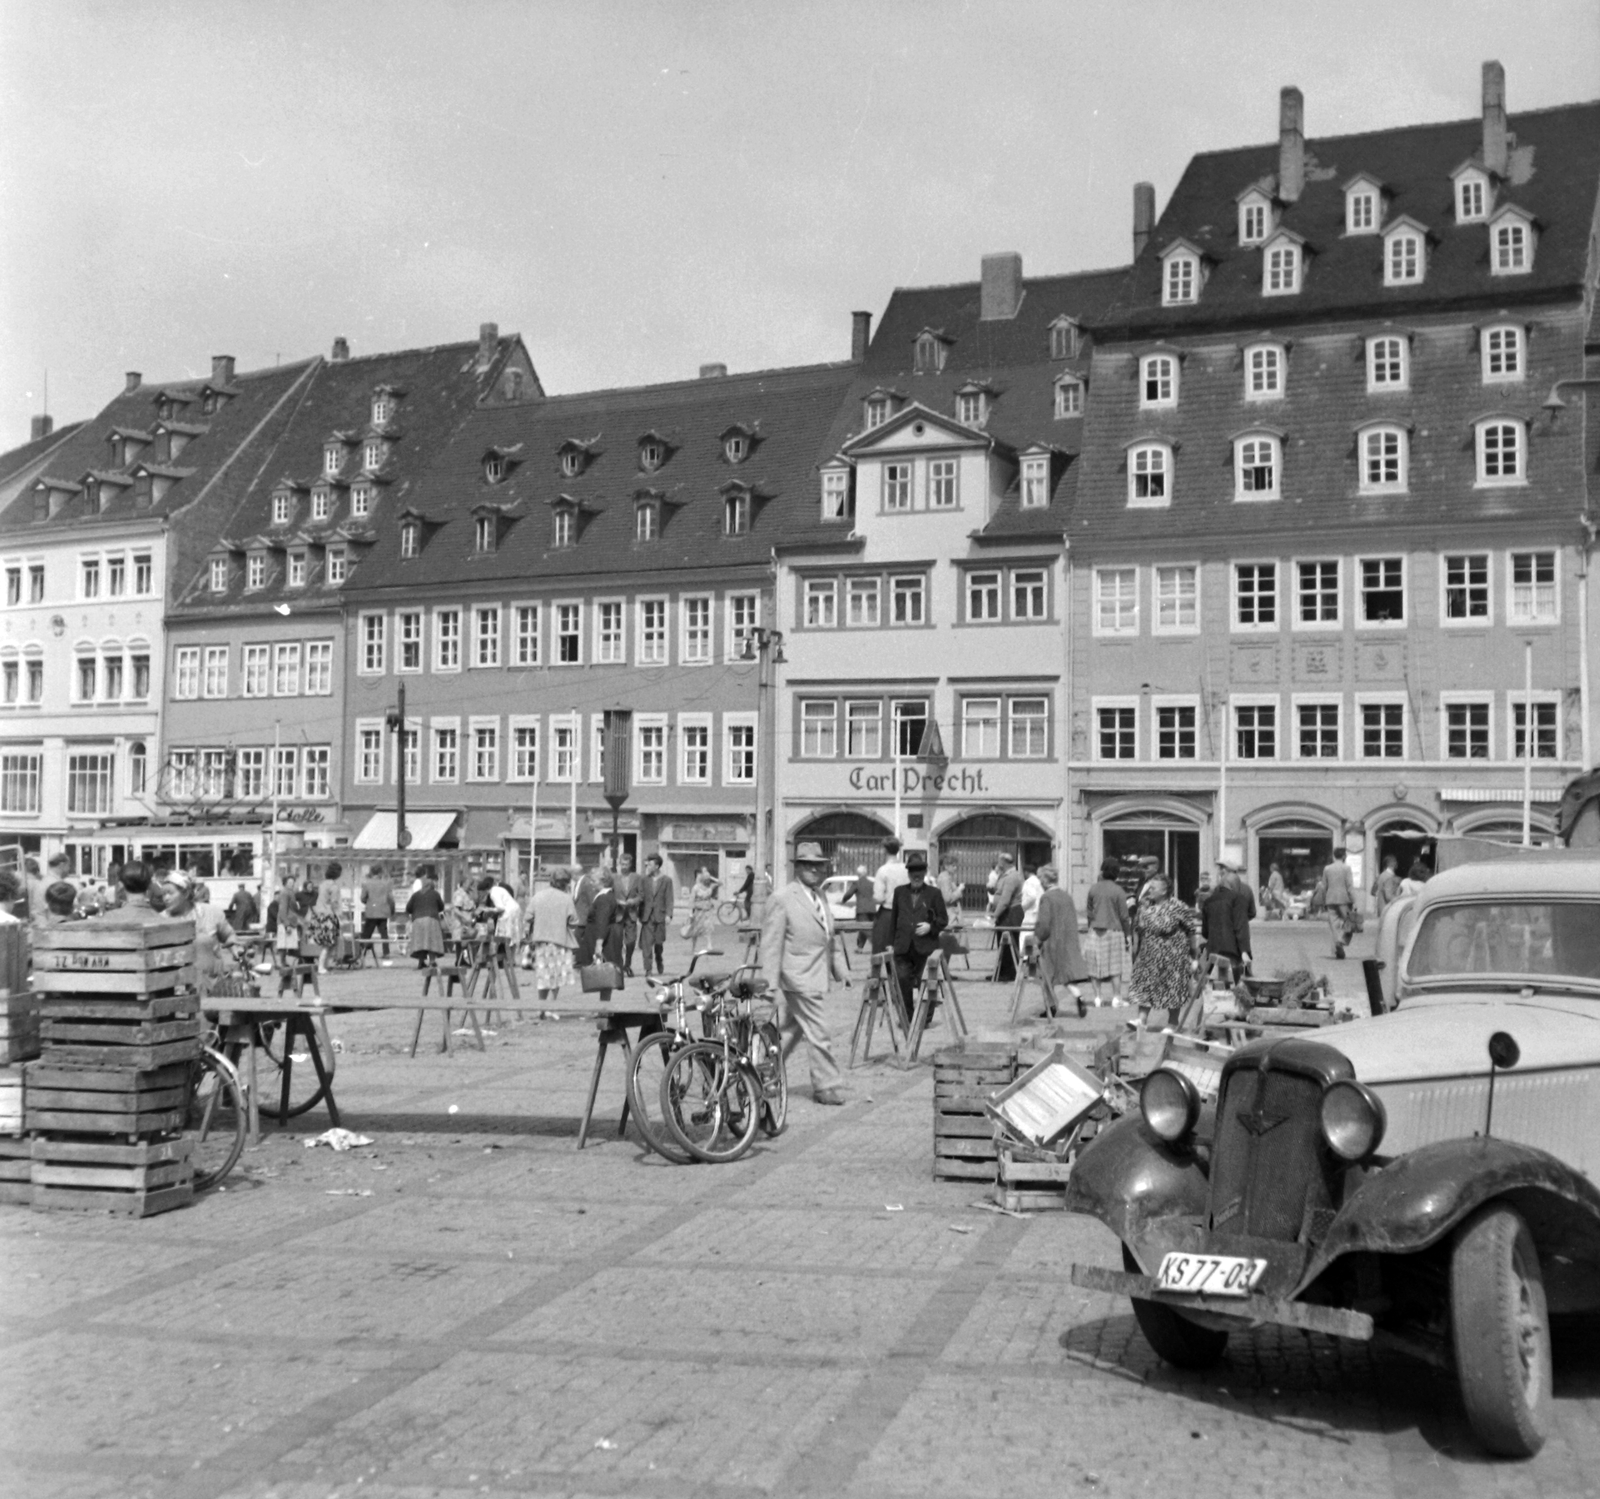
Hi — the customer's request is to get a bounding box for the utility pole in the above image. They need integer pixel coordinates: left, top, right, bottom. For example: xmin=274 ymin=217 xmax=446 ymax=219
xmin=385 ymin=681 xmax=410 ymax=859
xmin=740 ymin=628 xmax=784 ymax=907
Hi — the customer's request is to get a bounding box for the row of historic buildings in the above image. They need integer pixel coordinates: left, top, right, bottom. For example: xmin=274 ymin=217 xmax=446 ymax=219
xmin=3 ymin=62 xmax=1596 ymax=907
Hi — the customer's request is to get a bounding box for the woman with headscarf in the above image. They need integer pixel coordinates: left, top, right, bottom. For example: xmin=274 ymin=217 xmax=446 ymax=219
xmin=1032 ymin=866 xmax=1089 ymax=1018
xmin=1128 ymin=872 xmax=1202 ymax=1027
xmin=1082 ymin=857 xmax=1131 ymax=1007
xmin=578 ymin=869 xmax=626 ymax=1002
xmin=528 ymin=867 xmax=578 ymax=1006
xmin=161 ymin=872 xmax=235 ymax=1002
xmin=405 ymin=870 xmax=446 ymax=969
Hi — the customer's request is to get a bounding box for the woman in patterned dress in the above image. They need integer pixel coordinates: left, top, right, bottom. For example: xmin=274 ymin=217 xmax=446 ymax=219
xmin=528 ymin=868 xmax=578 ymax=1004
xmin=1128 ymin=874 xmax=1201 ymax=1025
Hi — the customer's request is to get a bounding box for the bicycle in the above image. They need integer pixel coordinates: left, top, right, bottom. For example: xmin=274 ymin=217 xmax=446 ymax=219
xmin=657 ymin=965 xmax=788 ymax=1164
xmin=184 ymin=1040 xmax=247 ymax=1191
xmin=626 ymin=948 xmax=722 ymax=1164
xmin=715 ymin=898 xmax=749 ymax=927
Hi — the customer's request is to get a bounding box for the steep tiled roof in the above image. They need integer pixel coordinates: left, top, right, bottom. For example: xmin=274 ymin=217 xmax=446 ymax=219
xmin=0 ymin=421 xmax=87 ymax=492
xmin=1096 ymin=100 xmax=1600 ymax=338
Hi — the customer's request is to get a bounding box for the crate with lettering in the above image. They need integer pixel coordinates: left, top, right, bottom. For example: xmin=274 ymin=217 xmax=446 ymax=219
xmin=23 ymin=1061 xmax=190 ymax=1137
xmin=30 ymin=1135 xmax=193 ymax=1217
xmin=932 ymin=1043 xmax=1017 ymax=1182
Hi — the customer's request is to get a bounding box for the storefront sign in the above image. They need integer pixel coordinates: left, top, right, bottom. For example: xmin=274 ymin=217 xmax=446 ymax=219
xmin=661 ymin=821 xmax=747 ymax=842
xmin=275 ymin=807 xmax=326 ymax=825
xmin=847 ymin=765 xmax=989 ymax=795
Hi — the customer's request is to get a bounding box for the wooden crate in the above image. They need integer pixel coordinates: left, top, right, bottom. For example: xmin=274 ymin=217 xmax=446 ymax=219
xmin=0 ymin=1134 xmax=29 ymax=1205
xmin=933 ymin=1044 xmax=1016 ymax=1182
xmin=0 ymin=1064 xmax=22 ymax=1135
xmin=23 ymin=1061 xmax=190 ymax=1136
xmin=0 ymin=993 xmax=40 ymax=1065
xmin=30 ymin=1136 xmax=194 ymax=1218
xmin=994 ymin=1142 xmax=1074 ymax=1212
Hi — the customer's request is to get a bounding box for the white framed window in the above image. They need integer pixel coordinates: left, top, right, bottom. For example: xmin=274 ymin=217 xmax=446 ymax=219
xmin=300 ymin=640 xmax=331 ymax=696
xmin=107 ymin=556 xmax=126 ymax=597
xmin=353 ymin=725 xmax=383 ymax=786
xmin=475 ymin=515 xmax=496 ymax=553
xmin=552 ymin=506 xmax=575 ymax=549
xmin=723 ymin=492 xmax=750 ymax=536
xmin=431 ymin=721 xmax=459 ymax=783
xmin=1094 ymin=566 xmax=1138 ymax=637
xmin=391 ymin=609 xmax=420 ymax=673
xmin=80 ymin=558 xmax=100 ymax=599
xmin=1231 ymin=696 xmax=1279 ymax=760
xmin=1053 ymin=377 xmax=1083 ymax=419
xmin=508 ymin=716 xmax=540 ymax=782
xmin=549 ymin=717 xmax=578 ymax=783
xmin=351 ymin=482 xmax=373 ymax=518
xmin=399 ymin=521 xmax=419 ymax=559
xmin=1239 ymin=195 xmax=1269 ymax=245
xmin=1094 ymin=699 xmax=1138 ymax=761
xmin=273 ymin=642 xmax=301 ymax=697
xmin=724 ymin=433 xmax=749 ymax=464
xmin=727 ymin=593 xmax=759 ymax=659
xmin=270 ymin=746 xmax=297 ymax=799
xmin=272 ymin=492 xmax=293 ymax=526
xmin=241 ymin=644 xmax=269 ymax=697
xmin=1482 ymin=324 xmax=1523 ymax=383
xmin=1235 ymin=435 xmax=1280 ymax=501
xmin=1492 ymin=217 xmax=1531 ymax=275
xmin=1384 ymin=230 xmax=1424 ymax=286
xmin=1508 ymin=551 xmax=1558 ymax=624
xmin=173 ymin=647 xmax=200 ymax=700
xmin=592 ymin=599 xmax=624 ymax=664
xmin=359 ymin=613 xmax=386 ymax=675
xmin=311 ymin=488 xmax=331 ymax=521
xmin=800 ymin=700 xmax=838 ymax=759
xmin=967 ymin=571 xmax=1001 ymax=622
xmin=1244 ymin=343 xmax=1283 ymax=400
xmin=1509 ymin=694 xmax=1562 ymax=761
xmin=0 ymin=750 xmax=42 ymax=813
xmin=1128 ymin=443 xmax=1170 ymax=508
xmin=1367 ymin=335 xmax=1409 ymax=392
xmin=589 ymin=714 xmax=604 ymax=784
xmin=286 ymin=551 xmax=306 ymax=588
xmin=1442 ymin=694 xmax=1493 ymax=760
xmin=634 ymin=715 xmax=666 ymax=784
xmin=325 ymin=547 xmax=347 ymax=586
xmin=512 ymin=603 xmax=540 ymax=666
xmin=1233 ymin=562 xmax=1278 ymax=630
xmin=1264 ymin=241 xmax=1301 ymax=296
xmin=302 ymin=746 xmax=331 ymax=800
xmin=100 ymin=653 xmax=123 ymax=702
xmin=891 ymin=699 xmax=929 ymax=757
xmin=1163 ymin=252 xmax=1198 ymax=306
xmin=1009 ymin=696 xmax=1048 ymax=758
xmin=804 ymin=579 xmax=837 ymax=629
xmin=67 ymin=752 xmax=114 ymax=814
xmin=1154 ymin=698 xmax=1199 ymax=760
xmin=1153 ymin=564 xmax=1198 ymax=634
xmin=1049 ymin=318 xmax=1078 ymax=359
xmin=1443 ymin=554 xmax=1490 ymax=624
xmin=1012 ymin=568 xmax=1047 ymax=620
xmin=130 ymin=650 xmax=149 ymax=701
xmin=1294 ymin=697 xmax=1342 ymax=760
xmin=209 ymin=557 xmax=228 ymax=593
xmin=962 ymin=697 xmax=1000 ymax=758
xmin=1456 ymin=171 xmax=1488 ymax=223
xmin=724 ymin=713 xmax=757 ymax=785
xmin=1359 ymin=424 xmax=1408 ymax=493
xmin=679 ymin=714 xmax=711 ymax=783
xmin=1140 ymin=354 xmax=1177 ymax=408
xmin=74 ymin=652 xmax=97 ymax=703
xmin=635 ymin=500 xmax=659 ymax=542
xmin=202 ymin=646 xmax=228 ymax=698
xmin=1476 ymin=420 xmax=1524 ymax=485
xmin=821 ymin=468 xmax=851 ymax=520
xmin=846 ymin=576 xmax=880 ymax=627
xmin=864 ymin=396 xmax=890 ymax=430
xmin=468 ymin=717 xmax=499 ymax=782
xmin=397 ymin=723 xmax=419 ymax=785
xmin=639 ymin=439 xmax=666 ymax=473
xmin=955 ymin=390 xmax=986 ymax=427
xmin=1020 ymin=454 xmax=1049 ymax=508
xmin=555 ymin=601 xmax=582 ymax=664
xmin=1358 ymin=555 xmax=1406 ymax=626
xmin=560 ymin=448 xmax=584 ymax=479
xmin=433 ymin=608 xmax=461 ymax=671
xmin=883 ymin=462 xmax=912 ymax=512
xmin=929 ymin=458 xmax=958 ymax=509
xmin=637 ymin=597 xmax=667 ymax=662
xmin=323 ymin=443 xmax=342 ymax=477
xmin=889 ymin=575 xmax=925 ymax=626
xmin=168 ymin=749 xmax=197 ymax=801
xmin=913 ymin=332 xmax=946 ymax=374
xmin=469 ymin=605 xmax=499 ymax=668
xmin=1358 ymin=697 xmax=1407 ymax=759
xmin=1346 ymin=188 xmax=1377 ymax=235
xmin=845 ymin=700 xmax=881 ymax=758
xmin=681 ymin=595 xmax=711 ymax=663
xmin=232 ymin=746 xmax=263 ymax=799
xmin=364 ymin=439 xmax=385 ymax=471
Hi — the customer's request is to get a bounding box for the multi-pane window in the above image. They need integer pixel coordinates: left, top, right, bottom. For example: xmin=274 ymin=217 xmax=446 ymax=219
xmin=305 ymin=641 xmax=333 ymax=695
xmin=1246 ymin=345 xmax=1282 ymax=398
xmin=1360 ymin=557 xmax=1405 ymax=623
xmin=680 ymin=721 xmax=710 ymax=782
xmin=1049 ymin=320 xmax=1078 ymax=359
xmin=1129 ymin=444 xmax=1169 ymax=506
xmin=199 ymin=749 xmax=228 ymax=799
xmin=515 ymin=604 xmax=541 ymax=665
xmin=169 ymin=750 xmax=197 ymax=800
xmin=1483 ymin=325 xmax=1523 ymax=382
xmin=312 ymin=489 xmax=331 ymax=521
xmin=726 ymin=722 xmax=756 ymax=783
xmin=273 ymin=643 xmax=301 ymax=697
xmin=511 ymin=722 xmax=540 ymax=781
xmin=475 ymin=516 xmax=496 ymax=553
xmin=364 ymin=439 xmax=385 ymax=471
xmin=1240 ymin=198 xmax=1268 ymax=243
xmin=1297 ymin=560 xmax=1340 ymax=624
xmin=847 ymin=577 xmax=880 ymax=627
xmin=476 ymin=606 xmax=504 ymax=667
xmin=1446 ymin=702 xmax=1490 ymax=759
xmin=1457 ymin=175 xmax=1486 ymax=221
xmin=1493 ymin=220 xmax=1529 ymax=274
xmin=361 ymin=614 xmax=386 ymax=673
xmin=324 ymin=443 xmax=342 ymax=477
xmin=883 ymin=463 xmax=912 ymax=511
xmin=273 ymin=493 xmax=293 ymax=526
xmin=1234 ymin=563 xmax=1277 ymax=627
xmin=1010 ymin=698 xmax=1048 ymax=758
xmin=1 ymin=660 xmax=15 ymax=705
xmin=398 ymin=611 xmax=423 ymax=672
xmin=1509 ymin=552 xmax=1556 ymax=623
xmin=1264 ymin=243 xmax=1300 ymax=294
xmin=1346 ymin=190 xmax=1376 ymax=234
xmin=1367 ymin=336 xmax=1408 ymax=391
xmin=1013 ymin=569 xmax=1047 ymax=620
xmin=557 ymin=603 xmax=582 ymax=664
xmin=1140 ymin=355 xmax=1176 ymax=407
xmin=66 ymin=753 xmax=114 ymax=814
xmin=1096 ymin=567 xmax=1138 ymax=635
xmin=400 ymin=728 xmax=419 ymax=785
xmin=434 ymin=609 xmax=461 ymax=671
xmin=1361 ymin=426 xmax=1406 ymax=491
xmin=287 ymin=551 xmax=306 ymax=588
xmin=107 ymin=557 xmax=125 ymax=596
xmin=242 ymin=645 xmax=269 ymax=697
xmin=728 ymin=594 xmax=758 ymax=657
xmin=638 ymin=599 xmax=666 ymax=662
xmin=723 ymin=493 xmax=750 ymax=536
xmin=956 ymin=391 xmax=985 ymax=427
xmin=302 ymin=746 xmax=331 ymax=800
xmin=1053 ymin=378 xmax=1083 ymax=419
xmin=1236 ymin=436 xmax=1278 ymax=499
xmin=132 ymin=555 xmax=151 ymax=593
xmin=356 ymin=731 xmax=382 ymax=785
xmin=4 ymin=567 xmax=18 ymax=607
xmin=81 ymin=559 xmax=100 ymax=599
xmin=596 ymin=601 xmax=623 ymax=663
xmin=968 ymin=572 xmax=1001 ymax=622
xmin=0 ymin=752 xmax=41 ymax=813
xmin=1297 ymin=703 xmax=1340 ymax=759
xmin=29 ymin=564 xmax=44 ymax=602
xmin=864 ymin=397 xmax=890 ymax=430
xmin=1361 ymin=703 xmax=1405 ymax=758
xmin=202 ymin=647 xmax=228 ymax=698
xmin=432 ymin=725 xmax=459 ymax=782
xmin=820 ymin=469 xmax=851 ymax=521
xmin=1477 ymin=421 xmax=1522 ymax=483
xmin=76 ymin=655 xmax=97 ymax=702
xmin=682 ymin=597 xmax=710 ymax=662
xmin=635 ymin=501 xmax=659 ymax=542
xmin=962 ymin=698 xmax=1000 ymax=758
xmin=892 ymin=700 xmax=929 ymax=757
xmin=1156 ymin=704 xmax=1196 ymax=760
xmin=890 ymin=576 xmax=924 ymax=626
xmin=928 ymin=459 xmax=958 ymax=509
xmin=232 ymin=747 xmax=263 ymax=799
xmin=131 ymin=654 xmax=148 ymax=700
xmin=1097 ymin=706 xmax=1136 ymax=760
xmin=1385 ymin=232 xmax=1422 ymax=285
xmin=846 ymin=701 xmax=881 ymax=758
xmin=247 ymin=554 xmax=266 ymax=590
xmin=552 ymin=507 xmax=574 ymax=548
xmin=1444 ymin=555 xmax=1489 ymax=621
xmin=801 ymin=701 xmax=837 ymax=758
xmin=471 ymin=722 xmax=499 ymax=781
xmin=351 ymin=483 xmax=372 ymax=517
xmin=400 ymin=522 xmax=419 ymax=559
xmin=1512 ymin=701 xmax=1558 ymax=760
xmin=1164 ymin=254 xmax=1196 ymax=305
xmin=1234 ymin=703 xmax=1277 ymax=759
xmin=174 ymin=647 xmax=200 ymax=700
xmin=326 ymin=547 xmax=347 ymax=585
xmin=805 ymin=580 xmax=837 ymax=628
xmin=102 ymin=655 xmax=123 ymax=701
xmin=1020 ymin=456 xmax=1049 ymax=509
xmin=1155 ymin=565 xmax=1197 ymax=631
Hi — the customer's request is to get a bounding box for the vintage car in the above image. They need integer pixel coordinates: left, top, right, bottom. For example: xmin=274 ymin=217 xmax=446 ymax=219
xmin=1067 ymin=852 xmax=1600 ymax=1458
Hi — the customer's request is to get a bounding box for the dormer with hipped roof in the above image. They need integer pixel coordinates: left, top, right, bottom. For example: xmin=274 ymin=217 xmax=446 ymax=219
xmin=31 ymin=475 xmax=82 ymax=522
xmin=1341 ymin=173 xmax=1387 ymax=236
xmin=151 ymin=419 xmax=207 ymax=464
xmin=108 ymin=427 xmax=151 ymax=470
xmin=557 ymin=436 xmax=599 ymax=478
xmin=636 ymin=430 xmax=674 ymax=473
xmin=129 ymin=462 xmax=194 ymax=508
xmin=151 ymin=388 xmax=195 ymax=423
xmin=469 ymin=499 xmax=519 ymax=554
xmin=911 ymin=328 xmax=951 ymax=375
xmin=1235 ymin=184 xmax=1277 ymax=247
xmin=481 ymin=442 xmax=522 ymax=484
xmin=719 ymin=423 xmax=760 ymax=464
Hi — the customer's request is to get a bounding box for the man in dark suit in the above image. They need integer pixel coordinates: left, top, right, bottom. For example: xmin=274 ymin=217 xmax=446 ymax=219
xmin=1201 ymin=860 xmax=1252 ymax=984
xmin=888 ymin=849 xmax=949 ymax=1006
xmin=614 ymin=852 xmax=643 ymax=976
xmin=637 ymin=852 xmax=674 ymax=976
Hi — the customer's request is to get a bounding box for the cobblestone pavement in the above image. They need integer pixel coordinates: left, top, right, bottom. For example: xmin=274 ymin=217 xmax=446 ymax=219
xmin=2 ymin=921 xmax=1596 ymax=1499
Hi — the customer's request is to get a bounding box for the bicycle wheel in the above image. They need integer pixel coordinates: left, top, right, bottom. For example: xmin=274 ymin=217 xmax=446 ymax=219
xmin=627 ymin=1030 xmax=696 ymax=1164
xmin=750 ymin=1019 xmax=788 ymax=1137
xmin=715 ymin=900 xmax=743 ymax=927
xmin=187 ymin=1050 xmax=247 ymax=1191
xmin=256 ymin=1017 xmax=333 ymax=1119
xmin=659 ymin=1042 xmax=761 ymax=1164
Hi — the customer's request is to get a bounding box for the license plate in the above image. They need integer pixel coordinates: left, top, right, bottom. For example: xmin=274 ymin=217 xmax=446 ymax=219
xmin=1154 ymin=1252 xmax=1267 ymax=1297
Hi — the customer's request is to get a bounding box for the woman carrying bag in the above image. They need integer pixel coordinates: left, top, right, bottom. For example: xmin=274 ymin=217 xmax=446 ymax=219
xmin=578 ymin=869 xmax=626 ymax=1001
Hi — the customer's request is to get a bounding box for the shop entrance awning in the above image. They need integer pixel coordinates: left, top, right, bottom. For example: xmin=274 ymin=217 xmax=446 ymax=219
xmin=352 ymin=811 xmax=458 ymax=850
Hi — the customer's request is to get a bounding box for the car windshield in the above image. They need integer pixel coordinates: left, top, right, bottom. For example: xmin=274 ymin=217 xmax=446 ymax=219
xmin=1407 ymin=900 xmax=1600 ymax=989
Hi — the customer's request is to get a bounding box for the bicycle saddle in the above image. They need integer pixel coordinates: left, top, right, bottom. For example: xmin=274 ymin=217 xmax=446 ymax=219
xmin=729 ymin=976 xmax=770 ymax=999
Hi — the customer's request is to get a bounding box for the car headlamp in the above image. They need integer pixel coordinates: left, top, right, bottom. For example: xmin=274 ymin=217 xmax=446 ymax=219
xmin=1140 ymin=1067 xmax=1201 ymax=1144
xmin=1320 ymin=1080 xmax=1387 ymax=1163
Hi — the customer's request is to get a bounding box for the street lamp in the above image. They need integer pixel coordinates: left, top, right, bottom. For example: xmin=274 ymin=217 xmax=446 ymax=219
xmin=384 ymin=681 xmax=410 ymax=852
xmin=739 ymin=627 xmax=785 ymax=906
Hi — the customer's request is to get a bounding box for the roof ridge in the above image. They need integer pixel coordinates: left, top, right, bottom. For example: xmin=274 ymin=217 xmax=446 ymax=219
xmin=536 ymin=360 xmax=854 ymax=405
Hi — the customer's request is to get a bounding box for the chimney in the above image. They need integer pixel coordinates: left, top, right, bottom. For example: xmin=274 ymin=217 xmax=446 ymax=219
xmin=851 ymin=310 xmax=872 ymax=364
xmin=698 ymin=362 xmax=728 ymax=379
xmin=1278 ymin=86 xmax=1305 ymax=204
xmin=980 ymin=252 xmax=1023 ymax=320
xmin=477 ymin=322 xmax=499 ymax=371
xmin=30 ymin=415 xmax=53 ymax=441
xmin=211 ymin=354 xmax=235 ymax=386
xmin=1482 ymin=60 xmax=1508 ymax=176
xmin=330 ymin=336 xmax=349 ymax=362
xmin=125 ymin=371 xmax=142 ymax=393
xmin=1132 ymin=182 xmax=1156 ymax=259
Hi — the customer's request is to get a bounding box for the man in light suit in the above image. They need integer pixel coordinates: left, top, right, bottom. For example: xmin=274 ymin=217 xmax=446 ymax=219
xmin=637 ymin=852 xmax=674 ymax=977
xmin=614 ymin=852 xmax=643 ymax=976
xmin=759 ymin=841 xmax=847 ymax=1105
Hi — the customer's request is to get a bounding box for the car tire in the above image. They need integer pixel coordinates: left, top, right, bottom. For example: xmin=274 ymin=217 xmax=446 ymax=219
xmin=1122 ymin=1245 xmax=1229 ymax=1369
xmin=1450 ymin=1203 xmax=1552 ymax=1459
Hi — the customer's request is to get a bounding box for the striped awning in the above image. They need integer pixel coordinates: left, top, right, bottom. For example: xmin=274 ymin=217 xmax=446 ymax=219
xmin=1439 ymin=787 xmax=1562 ymax=804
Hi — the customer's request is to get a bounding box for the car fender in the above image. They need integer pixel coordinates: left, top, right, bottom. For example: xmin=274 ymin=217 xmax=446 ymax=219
xmin=1302 ymin=1135 xmax=1600 ymax=1295
xmin=1063 ymin=1110 xmax=1210 ymax=1251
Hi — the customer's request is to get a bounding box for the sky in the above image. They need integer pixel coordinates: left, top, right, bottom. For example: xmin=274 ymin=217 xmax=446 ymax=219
xmin=2 ymin=0 xmax=1598 ymax=447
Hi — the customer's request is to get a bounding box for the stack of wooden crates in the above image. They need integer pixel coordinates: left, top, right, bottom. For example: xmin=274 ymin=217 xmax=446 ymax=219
xmin=24 ymin=919 xmax=199 ymax=1218
xmin=932 ymin=1043 xmax=1017 ymax=1183
xmin=0 ymin=922 xmax=34 ymax=1203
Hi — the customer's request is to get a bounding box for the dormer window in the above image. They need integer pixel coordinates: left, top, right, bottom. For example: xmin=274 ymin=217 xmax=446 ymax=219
xmin=209 ymin=557 xmax=228 ymax=593
xmin=484 ymin=455 xmax=506 ymax=483
xmin=636 ymin=499 xmax=660 ymax=541
xmin=351 ymin=481 xmax=374 ymax=518
xmin=371 ymin=394 xmax=393 ymax=426
xmin=202 ymin=391 xmax=219 ymax=416
xmin=399 ymin=521 xmax=420 ymax=559
xmin=323 ymin=443 xmax=343 ymax=477
xmin=1476 ymin=419 xmax=1525 ymax=485
xmin=1048 ymin=317 xmax=1079 ymax=359
xmin=559 ymin=446 xmax=586 ymax=478
xmin=1359 ymin=423 xmax=1409 ymax=493
xmin=1455 ymin=168 xmax=1491 ymax=223
xmin=311 ymin=487 xmax=333 ymax=521
xmin=1128 ymin=442 xmax=1172 ymax=508
xmin=1344 ymin=181 xmax=1381 ymax=236
xmin=1263 ymin=237 xmax=1302 ymax=296
xmin=1490 ymin=209 xmax=1534 ymax=275
xmin=1020 ymin=454 xmax=1050 ymax=510
xmin=272 ymin=491 xmax=294 ymax=526
xmin=1053 ymin=376 xmax=1083 ymax=419
xmin=723 ymin=433 xmax=749 ymax=464
xmin=639 ymin=439 xmax=665 ymax=473
xmin=326 ymin=546 xmax=347 ymax=585
xmin=287 ymin=550 xmax=307 ymax=588
xmin=955 ymin=389 xmax=988 ymax=427
xmin=1244 ymin=343 xmax=1284 ymax=400
xmin=1234 ymin=433 xmax=1281 ymax=501
xmin=724 ymin=491 xmax=750 ymax=536
xmin=364 ymin=439 xmax=386 ymax=471
xmin=474 ymin=515 xmax=496 ymax=553
xmin=552 ymin=505 xmax=575 ymax=549
xmin=820 ymin=466 xmax=852 ymax=521
xmin=1140 ymin=354 xmax=1178 ymax=409
xmin=1383 ymin=224 xmax=1426 ymax=286
xmin=1161 ymin=245 xmax=1201 ymax=305
xmin=865 ymin=396 xmax=890 ymax=429
xmin=1237 ymin=190 xmax=1273 ymax=246
xmin=84 ymin=479 xmax=102 ymax=514
xmin=246 ymin=553 xmax=266 ymax=590
xmin=913 ymin=331 xmax=948 ymax=375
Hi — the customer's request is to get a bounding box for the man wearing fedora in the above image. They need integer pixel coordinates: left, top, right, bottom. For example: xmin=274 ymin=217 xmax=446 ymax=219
xmin=887 ymin=849 xmax=948 ymax=1007
xmin=759 ymin=841 xmax=848 ymax=1105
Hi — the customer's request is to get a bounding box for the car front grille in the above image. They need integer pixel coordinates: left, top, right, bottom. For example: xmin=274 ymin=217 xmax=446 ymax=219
xmin=1208 ymin=1062 xmax=1330 ymax=1242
